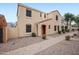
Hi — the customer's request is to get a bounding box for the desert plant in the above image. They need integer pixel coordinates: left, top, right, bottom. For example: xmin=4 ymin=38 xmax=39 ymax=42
xmin=77 ymin=28 xmax=79 ymax=31
xmin=58 ymin=31 xmax=61 ymax=34
xmin=71 ymin=36 xmax=74 ymax=38
xmin=66 ymin=29 xmax=70 ymax=32
xmin=62 ymin=29 xmax=65 ymax=33
xmin=42 ymin=34 xmax=46 ymax=39
xmin=65 ymin=26 xmax=68 ymax=31
xmin=72 ymin=29 xmax=75 ymax=31
xmin=73 ymin=33 xmax=77 ymax=36
xmin=31 ymin=32 xmax=36 ymax=37
xmin=65 ymin=35 xmax=70 ymax=41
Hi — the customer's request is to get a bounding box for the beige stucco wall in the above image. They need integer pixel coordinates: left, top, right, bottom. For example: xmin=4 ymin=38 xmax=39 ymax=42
xmin=3 ymin=26 xmax=8 ymax=43
xmin=16 ymin=5 xmax=63 ymax=37
xmin=8 ymin=26 xmax=18 ymax=39
xmin=17 ymin=5 xmax=46 ymax=37
xmin=38 ymin=11 xmax=62 ymax=36
xmin=48 ymin=11 xmax=62 ymax=25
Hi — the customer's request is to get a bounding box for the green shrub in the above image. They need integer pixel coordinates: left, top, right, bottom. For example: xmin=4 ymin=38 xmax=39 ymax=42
xmin=58 ymin=31 xmax=61 ymax=34
xmin=62 ymin=29 xmax=65 ymax=33
xmin=65 ymin=35 xmax=70 ymax=41
xmin=77 ymin=28 xmax=79 ymax=31
xmin=31 ymin=32 xmax=36 ymax=37
xmin=66 ymin=29 xmax=70 ymax=32
xmin=71 ymin=36 xmax=74 ymax=38
xmin=72 ymin=29 xmax=74 ymax=31
xmin=42 ymin=36 xmax=46 ymax=39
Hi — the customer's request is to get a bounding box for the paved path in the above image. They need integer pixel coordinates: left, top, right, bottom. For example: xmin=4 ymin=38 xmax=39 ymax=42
xmin=3 ymin=32 xmax=76 ymax=55
xmin=36 ymin=36 xmax=79 ymax=55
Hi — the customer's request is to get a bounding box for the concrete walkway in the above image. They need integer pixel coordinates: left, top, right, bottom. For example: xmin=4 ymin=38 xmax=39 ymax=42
xmin=3 ymin=32 xmax=76 ymax=55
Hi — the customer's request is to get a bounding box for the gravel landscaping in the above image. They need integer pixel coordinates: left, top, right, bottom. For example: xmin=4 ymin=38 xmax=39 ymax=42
xmin=0 ymin=37 xmax=44 ymax=54
xmin=36 ymin=36 xmax=79 ymax=55
xmin=0 ymin=33 xmax=61 ymax=54
xmin=0 ymin=31 xmax=78 ymax=55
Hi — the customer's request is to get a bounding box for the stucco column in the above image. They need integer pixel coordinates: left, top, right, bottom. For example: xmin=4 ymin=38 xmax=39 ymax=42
xmin=3 ymin=27 xmax=7 ymax=43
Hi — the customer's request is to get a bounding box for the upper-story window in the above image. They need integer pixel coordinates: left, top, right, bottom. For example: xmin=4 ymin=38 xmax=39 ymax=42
xmin=56 ymin=15 xmax=58 ymax=20
xmin=26 ymin=10 xmax=32 ymax=17
xmin=44 ymin=14 xmax=46 ymax=18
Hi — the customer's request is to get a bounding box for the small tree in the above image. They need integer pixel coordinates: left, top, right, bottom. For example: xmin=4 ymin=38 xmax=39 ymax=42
xmin=64 ymin=13 xmax=75 ymax=29
xmin=75 ymin=15 xmax=79 ymax=35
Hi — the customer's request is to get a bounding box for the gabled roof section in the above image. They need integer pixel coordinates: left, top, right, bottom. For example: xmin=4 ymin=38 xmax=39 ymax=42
xmin=0 ymin=14 xmax=7 ymax=27
xmin=48 ymin=10 xmax=62 ymax=16
xmin=17 ymin=4 xmax=62 ymax=16
xmin=18 ymin=3 xmax=45 ymax=13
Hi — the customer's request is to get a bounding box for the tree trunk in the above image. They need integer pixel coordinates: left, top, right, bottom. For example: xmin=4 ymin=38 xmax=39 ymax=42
xmin=77 ymin=25 xmax=79 ymax=37
xmin=67 ymin=21 xmax=68 ymax=29
xmin=70 ymin=21 xmax=72 ymax=30
xmin=78 ymin=26 xmax=79 ymax=36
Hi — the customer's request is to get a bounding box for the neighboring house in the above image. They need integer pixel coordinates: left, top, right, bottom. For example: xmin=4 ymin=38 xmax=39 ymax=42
xmin=61 ymin=18 xmax=68 ymax=30
xmin=37 ymin=11 xmax=62 ymax=36
xmin=8 ymin=22 xmax=16 ymax=27
xmin=61 ymin=19 xmax=74 ymax=31
xmin=71 ymin=22 xmax=78 ymax=30
xmin=0 ymin=14 xmax=8 ymax=43
xmin=8 ymin=3 xmax=64 ymax=39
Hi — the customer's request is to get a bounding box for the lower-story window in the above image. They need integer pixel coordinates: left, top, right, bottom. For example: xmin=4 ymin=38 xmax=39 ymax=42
xmin=26 ymin=24 xmax=31 ymax=32
xmin=48 ymin=25 xmax=50 ymax=29
xmin=54 ymin=25 xmax=56 ymax=31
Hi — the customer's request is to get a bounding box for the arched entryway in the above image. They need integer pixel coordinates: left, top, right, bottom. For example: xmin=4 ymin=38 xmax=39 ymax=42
xmin=0 ymin=14 xmax=7 ymax=43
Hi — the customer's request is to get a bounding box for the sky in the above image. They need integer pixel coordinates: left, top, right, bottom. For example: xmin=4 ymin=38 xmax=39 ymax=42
xmin=0 ymin=3 xmax=79 ymax=23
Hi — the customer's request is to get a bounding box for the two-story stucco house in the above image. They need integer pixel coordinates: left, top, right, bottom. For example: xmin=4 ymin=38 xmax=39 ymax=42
xmin=8 ymin=3 xmax=63 ymax=39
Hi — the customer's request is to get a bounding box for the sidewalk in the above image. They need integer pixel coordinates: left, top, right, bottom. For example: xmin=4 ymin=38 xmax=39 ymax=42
xmin=3 ymin=31 xmax=77 ymax=55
